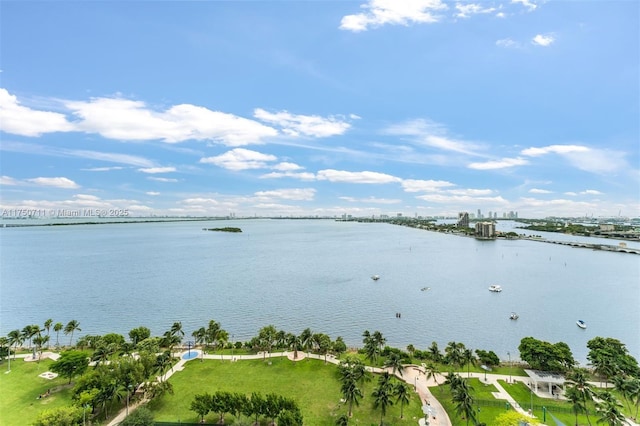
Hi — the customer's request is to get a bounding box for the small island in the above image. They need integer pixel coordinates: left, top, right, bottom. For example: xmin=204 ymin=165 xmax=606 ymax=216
xmin=203 ymin=227 xmax=242 ymax=233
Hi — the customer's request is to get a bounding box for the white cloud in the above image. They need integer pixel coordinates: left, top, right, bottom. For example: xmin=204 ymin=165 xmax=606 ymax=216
xmin=401 ymin=179 xmax=456 ymax=192
xmin=254 ymin=188 xmax=316 ymax=201
xmin=253 ymin=108 xmax=350 ymax=138
xmin=146 ymin=191 xmax=160 ymax=196
xmin=455 ymin=3 xmax=495 ymax=18
xmin=316 ymin=169 xmax=402 ymax=184
xmin=260 ymin=171 xmax=317 ymax=181
xmin=339 ymin=196 xmax=401 ymax=204
xmin=340 ymin=0 xmax=447 ymax=32
xmin=564 ymin=192 xmax=578 ymax=196
xmin=416 ymin=193 xmax=508 ymax=204
xmin=496 ymin=38 xmax=519 ymax=48
xmin=447 ymin=188 xmax=494 ymax=196
xmin=512 ymin=0 xmax=537 ymax=12
xmin=138 ymin=167 xmax=176 ymax=174
xmin=200 ymin=148 xmax=278 ymax=171
xmin=272 ymin=162 xmax=304 ymax=172
xmin=81 ymin=166 xmax=124 ymax=172
xmin=385 ymin=119 xmax=483 ymax=155
xmin=532 ymin=34 xmax=554 ymax=47
xmin=1 ymin=176 xmax=19 ymax=185
xmin=582 ymin=189 xmax=603 ymax=195
xmin=468 ymin=157 xmax=529 ymax=170
xmin=522 ymin=145 xmax=627 ymax=174
xmin=66 ymin=96 xmax=278 ymax=145
xmin=26 ymin=177 xmax=79 ymax=189
xmin=518 ymin=197 xmax=597 ymax=216
xmin=522 ymin=145 xmax=590 ymax=157
xmin=148 ymin=177 xmax=178 ymax=182
xmin=529 ymin=188 xmax=553 ymax=194
xmin=0 ymin=88 xmax=74 ymax=137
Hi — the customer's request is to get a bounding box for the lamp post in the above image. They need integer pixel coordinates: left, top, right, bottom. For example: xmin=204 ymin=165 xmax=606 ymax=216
xmin=530 ymin=384 xmax=533 ymax=413
xmin=186 ymin=341 xmax=193 ymax=358
xmin=507 ymin=351 xmax=512 ymax=384
xmin=231 ymin=334 xmax=234 ymax=361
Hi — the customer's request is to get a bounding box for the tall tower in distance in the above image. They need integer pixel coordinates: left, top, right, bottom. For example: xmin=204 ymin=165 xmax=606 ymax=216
xmin=457 ymin=212 xmax=469 ymax=228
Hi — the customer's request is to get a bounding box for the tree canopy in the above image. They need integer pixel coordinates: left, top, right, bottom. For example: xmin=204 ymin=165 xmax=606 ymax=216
xmin=518 ymin=337 xmax=575 ymax=372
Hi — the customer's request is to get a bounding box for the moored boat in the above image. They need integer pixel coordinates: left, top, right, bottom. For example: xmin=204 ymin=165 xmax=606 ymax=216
xmin=371 ymin=275 xmax=380 ymax=281
xmin=510 ymin=312 xmax=519 ymax=320
xmin=488 ymin=284 xmax=502 ymax=292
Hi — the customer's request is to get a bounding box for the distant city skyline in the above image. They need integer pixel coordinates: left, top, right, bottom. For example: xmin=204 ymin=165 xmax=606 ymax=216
xmin=1 ymin=1 xmax=638 ymax=219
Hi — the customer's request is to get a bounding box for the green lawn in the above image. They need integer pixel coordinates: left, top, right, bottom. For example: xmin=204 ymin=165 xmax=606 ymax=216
xmin=0 ymin=358 xmax=78 ymax=425
xmin=497 ymin=380 xmax=594 ymax=426
xmin=430 ymin=378 xmax=513 ymax=426
xmin=149 ymin=357 xmax=425 ymax=425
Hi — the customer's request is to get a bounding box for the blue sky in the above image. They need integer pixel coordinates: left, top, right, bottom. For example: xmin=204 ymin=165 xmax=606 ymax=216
xmin=1 ymin=0 xmax=638 ymax=219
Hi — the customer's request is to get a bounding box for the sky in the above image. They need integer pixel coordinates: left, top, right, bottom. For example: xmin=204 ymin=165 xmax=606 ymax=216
xmin=1 ymin=0 xmax=638 ymax=219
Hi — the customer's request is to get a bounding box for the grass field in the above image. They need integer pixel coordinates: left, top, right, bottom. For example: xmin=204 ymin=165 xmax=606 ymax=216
xmin=0 ymin=358 xmax=78 ymax=425
xmin=149 ymin=356 xmax=425 ymax=425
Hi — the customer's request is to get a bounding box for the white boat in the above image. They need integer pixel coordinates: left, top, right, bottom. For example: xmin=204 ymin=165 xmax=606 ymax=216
xmin=421 ymin=287 xmax=431 ymax=291
xmin=509 ymin=312 xmax=519 ymax=320
xmin=576 ymin=320 xmax=587 ymax=329
xmin=371 ymin=275 xmax=380 ymax=281
xmin=488 ymin=285 xmax=502 ymax=292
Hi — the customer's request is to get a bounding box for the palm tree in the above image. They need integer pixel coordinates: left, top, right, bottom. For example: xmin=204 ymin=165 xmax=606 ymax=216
xmin=566 ymin=385 xmax=586 ymax=425
xmin=170 ymin=321 xmax=184 ymax=347
xmin=33 ymin=334 xmax=49 ymax=362
xmin=406 ymin=344 xmax=415 ymax=359
xmin=21 ymin=324 xmax=39 ymax=349
xmin=339 ymin=357 xmax=368 ymax=417
xmin=300 ymin=328 xmax=313 ymax=352
xmin=463 ymin=348 xmax=476 ymax=377
xmin=628 ymin=377 xmax=640 ymax=421
xmin=7 ymin=330 xmax=22 ymax=360
xmin=451 ymin=376 xmax=476 ymax=426
xmin=192 ymin=327 xmax=206 ymax=347
xmin=64 ymin=320 xmax=81 ymax=346
xmin=428 ymin=341 xmax=442 ymax=363
xmin=372 ymin=331 xmax=386 ymax=353
xmin=205 ymin=320 xmax=221 ymax=351
xmin=424 ymin=362 xmax=441 ymax=389
xmin=595 ymin=391 xmax=626 ymax=426
xmin=372 ymin=372 xmax=394 ymax=425
xmin=53 ymin=322 xmax=63 ymax=348
xmin=394 ymin=381 xmax=411 ymax=419
xmin=384 ymin=352 xmax=405 ymax=377
xmin=288 ymin=333 xmax=302 ymax=359
xmin=613 ymin=375 xmax=638 ymax=417
xmin=445 ymin=341 xmax=466 ymax=369
xmin=567 ymin=368 xmax=595 ymax=426
xmin=43 ymin=319 xmax=53 ymax=349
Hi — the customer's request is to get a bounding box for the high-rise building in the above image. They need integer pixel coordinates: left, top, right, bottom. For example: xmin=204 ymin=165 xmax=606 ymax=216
xmin=475 ymin=221 xmax=496 ymax=239
xmin=457 ymin=212 xmax=469 ymax=228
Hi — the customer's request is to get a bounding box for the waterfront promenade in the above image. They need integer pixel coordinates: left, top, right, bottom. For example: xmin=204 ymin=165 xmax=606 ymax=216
xmin=105 ymin=349 xmax=618 ymax=426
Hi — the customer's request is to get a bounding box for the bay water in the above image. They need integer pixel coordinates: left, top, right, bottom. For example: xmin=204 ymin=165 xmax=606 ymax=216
xmin=1 ymin=219 xmax=638 ymax=364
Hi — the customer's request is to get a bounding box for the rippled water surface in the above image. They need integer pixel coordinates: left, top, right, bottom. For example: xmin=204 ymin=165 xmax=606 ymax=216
xmin=1 ymin=219 xmax=638 ymax=363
